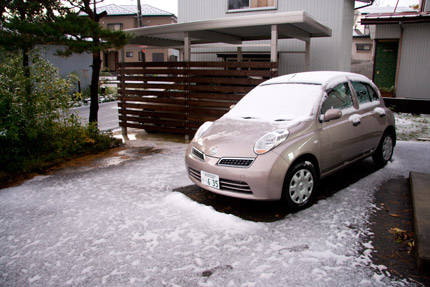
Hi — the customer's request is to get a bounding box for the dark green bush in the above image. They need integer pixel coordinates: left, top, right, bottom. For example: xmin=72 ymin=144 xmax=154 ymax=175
xmin=0 ymin=52 xmax=121 ymax=174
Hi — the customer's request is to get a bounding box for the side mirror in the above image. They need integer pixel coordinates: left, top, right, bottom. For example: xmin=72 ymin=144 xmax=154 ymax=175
xmin=321 ymin=108 xmax=342 ymax=122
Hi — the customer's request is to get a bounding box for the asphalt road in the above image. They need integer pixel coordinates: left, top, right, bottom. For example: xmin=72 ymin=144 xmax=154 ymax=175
xmin=71 ymin=101 xmax=120 ymax=131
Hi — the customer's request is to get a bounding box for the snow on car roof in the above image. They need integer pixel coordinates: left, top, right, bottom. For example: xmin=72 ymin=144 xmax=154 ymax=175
xmin=261 ymin=71 xmax=371 ymax=89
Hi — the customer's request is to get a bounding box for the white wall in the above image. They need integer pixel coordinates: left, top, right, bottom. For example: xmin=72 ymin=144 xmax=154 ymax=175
xmin=40 ymin=45 xmax=92 ymax=91
xmin=371 ymin=24 xmax=401 ymax=39
xmin=397 ymin=23 xmax=430 ymax=100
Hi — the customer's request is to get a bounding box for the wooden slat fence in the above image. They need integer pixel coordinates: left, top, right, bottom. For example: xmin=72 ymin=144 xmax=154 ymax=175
xmin=117 ymin=61 xmax=278 ymax=137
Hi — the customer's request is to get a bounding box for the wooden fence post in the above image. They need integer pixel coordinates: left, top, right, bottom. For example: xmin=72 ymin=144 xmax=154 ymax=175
xmin=118 ymin=63 xmax=129 ymax=141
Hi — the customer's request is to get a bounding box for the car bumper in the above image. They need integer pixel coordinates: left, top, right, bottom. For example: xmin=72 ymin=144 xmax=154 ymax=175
xmin=184 ymin=144 xmax=290 ymax=201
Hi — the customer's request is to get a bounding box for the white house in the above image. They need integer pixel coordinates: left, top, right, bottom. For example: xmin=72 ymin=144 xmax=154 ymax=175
xmin=176 ymin=0 xmax=374 ymax=75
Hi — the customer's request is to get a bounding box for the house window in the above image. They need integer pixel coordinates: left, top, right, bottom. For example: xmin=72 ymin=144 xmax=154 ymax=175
xmin=107 ymin=23 xmax=123 ymax=31
xmin=126 ymin=51 xmax=133 ymax=58
xmin=356 ymin=44 xmax=372 ymax=52
xmin=227 ymin=0 xmax=277 ymax=12
xmin=152 ymin=53 xmax=164 ymax=62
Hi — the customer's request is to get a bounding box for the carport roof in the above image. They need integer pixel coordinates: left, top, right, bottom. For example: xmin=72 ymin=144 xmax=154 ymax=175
xmin=125 ymin=11 xmax=332 ymax=47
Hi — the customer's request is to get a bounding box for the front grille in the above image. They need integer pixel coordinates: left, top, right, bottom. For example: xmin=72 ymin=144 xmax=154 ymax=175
xmin=220 ymin=178 xmax=252 ymax=194
xmin=217 ymin=158 xmax=255 ymax=168
xmin=192 ymin=147 xmax=205 ymax=161
xmin=188 ymin=168 xmax=252 ymax=194
xmin=189 ymin=167 xmax=201 ymax=181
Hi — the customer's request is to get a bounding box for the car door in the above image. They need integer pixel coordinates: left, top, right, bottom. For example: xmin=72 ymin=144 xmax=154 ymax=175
xmin=351 ymin=81 xmax=385 ymax=153
xmin=319 ymin=82 xmax=363 ymax=174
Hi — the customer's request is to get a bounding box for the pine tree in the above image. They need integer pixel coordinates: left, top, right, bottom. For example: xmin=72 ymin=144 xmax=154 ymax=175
xmin=0 ymin=0 xmax=68 ymax=92
xmin=0 ymin=0 xmax=130 ymax=124
xmin=52 ymin=0 xmax=130 ymax=123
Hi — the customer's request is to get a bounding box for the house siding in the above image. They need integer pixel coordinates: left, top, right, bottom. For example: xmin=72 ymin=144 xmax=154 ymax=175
xmin=372 ymin=24 xmax=401 ymax=39
xmin=178 ymin=0 xmax=355 ymax=74
xmin=397 ymin=23 xmax=430 ymax=100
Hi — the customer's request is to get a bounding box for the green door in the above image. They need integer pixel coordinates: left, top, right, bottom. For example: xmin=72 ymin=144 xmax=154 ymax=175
xmin=374 ymin=41 xmax=399 ymax=95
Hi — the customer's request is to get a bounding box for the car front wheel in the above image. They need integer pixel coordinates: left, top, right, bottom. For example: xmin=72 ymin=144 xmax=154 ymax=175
xmin=372 ymin=131 xmax=394 ymax=167
xmin=282 ymin=161 xmax=318 ymax=211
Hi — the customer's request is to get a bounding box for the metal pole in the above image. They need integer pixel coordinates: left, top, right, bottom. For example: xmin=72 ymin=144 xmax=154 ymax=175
xmin=137 ymin=0 xmax=143 ymax=27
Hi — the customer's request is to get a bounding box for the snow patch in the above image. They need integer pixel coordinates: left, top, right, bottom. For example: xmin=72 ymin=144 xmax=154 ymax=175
xmin=163 ymin=192 xmax=262 ymax=234
xmin=374 ymin=107 xmax=386 ymax=117
xmin=349 ymin=114 xmax=362 ymax=125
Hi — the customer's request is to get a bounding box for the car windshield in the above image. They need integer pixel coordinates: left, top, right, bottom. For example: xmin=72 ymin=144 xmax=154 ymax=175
xmin=225 ymin=83 xmax=322 ymax=121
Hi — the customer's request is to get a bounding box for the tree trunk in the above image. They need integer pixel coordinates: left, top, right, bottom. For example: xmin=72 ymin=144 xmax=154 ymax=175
xmin=89 ymin=52 xmax=101 ymax=124
xmin=22 ymin=47 xmax=31 ymax=96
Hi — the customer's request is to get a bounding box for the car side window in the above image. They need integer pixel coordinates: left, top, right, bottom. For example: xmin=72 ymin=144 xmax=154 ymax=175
xmin=321 ymin=83 xmax=353 ymax=114
xmin=367 ymin=84 xmax=379 ymax=101
xmin=352 ymin=82 xmax=371 ymax=103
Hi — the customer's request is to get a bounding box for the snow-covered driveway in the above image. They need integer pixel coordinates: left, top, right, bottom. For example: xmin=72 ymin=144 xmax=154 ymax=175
xmin=1 ymin=141 xmax=429 ymax=287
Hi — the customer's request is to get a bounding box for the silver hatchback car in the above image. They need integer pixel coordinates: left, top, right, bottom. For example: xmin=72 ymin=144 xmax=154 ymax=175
xmin=185 ymin=71 xmax=396 ymax=211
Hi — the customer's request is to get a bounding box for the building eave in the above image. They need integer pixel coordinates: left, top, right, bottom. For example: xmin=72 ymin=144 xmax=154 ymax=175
xmin=361 ymin=12 xmax=430 ymax=24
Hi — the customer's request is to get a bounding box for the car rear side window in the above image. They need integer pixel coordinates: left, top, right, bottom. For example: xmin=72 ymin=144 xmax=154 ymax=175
xmin=321 ymin=83 xmax=353 ymax=114
xmin=367 ymin=84 xmax=379 ymax=101
xmin=352 ymin=82 xmax=372 ymax=103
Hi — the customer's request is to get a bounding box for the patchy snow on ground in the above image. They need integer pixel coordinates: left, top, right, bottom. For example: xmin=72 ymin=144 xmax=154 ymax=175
xmin=395 ymin=113 xmax=430 ymax=141
xmin=1 ymin=140 xmax=430 ymax=287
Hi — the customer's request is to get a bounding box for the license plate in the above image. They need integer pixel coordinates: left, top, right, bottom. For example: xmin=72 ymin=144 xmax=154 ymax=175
xmin=201 ymin=170 xmax=220 ymax=189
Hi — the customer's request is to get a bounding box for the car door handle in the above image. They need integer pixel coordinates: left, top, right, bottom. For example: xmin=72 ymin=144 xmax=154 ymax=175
xmin=353 ymin=120 xmax=361 ymax=127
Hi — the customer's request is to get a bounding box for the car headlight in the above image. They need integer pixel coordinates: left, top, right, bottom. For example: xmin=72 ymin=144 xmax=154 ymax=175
xmin=194 ymin=121 xmax=213 ymax=140
xmin=254 ymin=130 xmax=289 ymax=155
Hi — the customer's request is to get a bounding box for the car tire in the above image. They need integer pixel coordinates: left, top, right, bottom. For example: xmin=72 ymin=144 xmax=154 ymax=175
xmin=372 ymin=131 xmax=394 ymax=168
xmin=282 ymin=161 xmax=318 ymax=211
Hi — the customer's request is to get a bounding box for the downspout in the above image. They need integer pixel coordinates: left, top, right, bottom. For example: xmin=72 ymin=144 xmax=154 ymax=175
xmin=420 ymin=0 xmax=426 ymax=12
xmin=394 ymin=22 xmax=403 ymax=98
xmin=354 ymin=0 xmax=375 ymax=10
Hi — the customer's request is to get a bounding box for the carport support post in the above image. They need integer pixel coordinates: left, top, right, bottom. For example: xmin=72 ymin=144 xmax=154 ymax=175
xmin=184 ymin=32 xmax=191 ymax=62
xmin=271 ymin=24 xmax=278 ymax=62
xmin=237 ymin=47 xmax=243 ymax=62
xmin=305 ymin=39 xmax=310 ymax=71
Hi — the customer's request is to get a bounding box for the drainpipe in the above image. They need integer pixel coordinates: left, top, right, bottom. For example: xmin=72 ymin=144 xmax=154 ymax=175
xmin=394 ymin=23 xmax=403 ymax=98
xmin=420 ymin=0 xmax=427 ymax=12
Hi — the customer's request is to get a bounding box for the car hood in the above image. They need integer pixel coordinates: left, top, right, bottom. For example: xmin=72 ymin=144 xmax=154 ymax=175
xmin=194 ymin=116 xmax=302 ymax=158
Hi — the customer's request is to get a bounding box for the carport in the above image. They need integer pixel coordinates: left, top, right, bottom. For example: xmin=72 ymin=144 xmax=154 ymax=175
xmin=126 ymin=11 xmax=331 ymax=66
xmin=118 ymin=11 xmax=332 ymax=138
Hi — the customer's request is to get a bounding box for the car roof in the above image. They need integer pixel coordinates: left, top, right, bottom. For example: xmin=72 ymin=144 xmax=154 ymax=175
xmin=261 ymin=71 xmax=371 ymax=88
